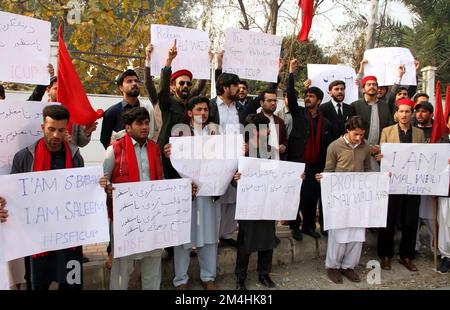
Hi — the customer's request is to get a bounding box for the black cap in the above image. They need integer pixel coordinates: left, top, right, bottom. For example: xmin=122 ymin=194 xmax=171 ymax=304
xmin=415 ymin=101 xmax=434 ymax=113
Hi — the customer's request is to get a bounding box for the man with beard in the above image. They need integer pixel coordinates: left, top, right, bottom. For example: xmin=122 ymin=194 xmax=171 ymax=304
xmin=157 ymin=40 xmax=209 ymax=177
xmin=351 ymin=76 xmax=393 ymax=171
xmin=413 ymin=101 xmax=435 ymax=257
xmin=414 ymin=101 xmax=434 ymax=142
xmin=287 ymin=59 xmax=332 ymax=241
xmin=208 ymin=72 xmax=242 ymax=248
xmin=258 ymin=89 xmax=287 ymax=160
xmin=100 ymin=69 xmax=156 ymax=149
xmin=319 ymin=80 xmax=356 ymax=142
xmin=4 ymin=105 xmax=108 ymax=290
xmin=376 ymin=98 xmax=425 ymax=272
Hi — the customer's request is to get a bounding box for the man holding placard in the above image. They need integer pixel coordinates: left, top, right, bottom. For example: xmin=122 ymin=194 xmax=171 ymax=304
xmin=286 ymin=59 xmax=332 ymax=241
xmin=163 ymin=96 xmax=220 ymax=290
xmin=437 ymin=114 xmax=450 ymax=273
xmin=316 ymin=116 xmax=373 ymax=284
xmin=103 ymin=107 xmax=164 ymax=290
xmin=376 ymin=98 xmax=425 ymax=272
xmin=157 ymin=40 xmax=209 ymax=178
xmin=233 ymin=113 xmax=278 ymax=290
xmin=208 ymin=72 xmax=242 ymax=248
xmin=4 ymin=105 xmax=107 ymax=290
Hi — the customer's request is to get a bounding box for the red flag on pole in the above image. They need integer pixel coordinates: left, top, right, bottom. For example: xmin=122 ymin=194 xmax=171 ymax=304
xmin=431 ymin=81 xmax=446 ymax=143
xmin=298 ymin=0 xmax=314 ymax=42
xmin=57 ymin=25 xmax=103 ymax=129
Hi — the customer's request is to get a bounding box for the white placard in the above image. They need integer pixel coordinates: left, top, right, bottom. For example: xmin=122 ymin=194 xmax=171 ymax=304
xmin=0 ymin=11 xmax=50 ymax=85
xmin=307 ymin=64 xmax=358 ymax=104
xmin=223 ymin=28 xmax=282 ymax=83
xmin=321 ymin=172 xmax=389 ymax=230
xmin=169 ymin=135 xmax=243 ymax=196
xmin=380 ymin=143 xmax=450 ymax=195
xmin=0 ymin=166 xmax=109 ymax=262
xmin=363 ymin=47 xmax=416 ymax=86
xmin=112 ymin=179 xmax=192 ymax=258
xmin=0 ymin=101 xmax=49 ymax=175
xmin=150 ymin=24 xmax=210 ymax=80
xmin=235 ymin=157 xmax=305 ymax=220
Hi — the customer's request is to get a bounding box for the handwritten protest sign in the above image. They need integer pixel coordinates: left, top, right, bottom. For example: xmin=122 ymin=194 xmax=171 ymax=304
xmin=363 ymin=47 xmax=416 ymax=86
xmin=223 ymin=28 xmax=282 ymax=83
xmin=235 ymin=157 xmax=305 ymax=220
xmin=0 ymin=167 xmax=109 ymax=262
xmin=0 ymin=101 xmax=51 ymax=175
xmin=0 ymin=11 xmax=51 ymax=85
xmin=112 ymin=179 xmax=192 ymax=258
xmin=150 ymin=24 xmax=210 ymax=80
xmin=321 ymin=172 xmax=389 ymax=230
xmin=381 ymin=143 xmax=450 ymax=195
xmin=170 ymin=135 xmax=243 ymax=196
xmin=307 ymin=64 xmax=358 ymax=103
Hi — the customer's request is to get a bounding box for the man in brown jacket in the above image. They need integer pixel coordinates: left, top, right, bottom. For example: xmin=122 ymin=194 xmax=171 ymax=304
xmin=376 ymin=98 xmax=426 ymax=272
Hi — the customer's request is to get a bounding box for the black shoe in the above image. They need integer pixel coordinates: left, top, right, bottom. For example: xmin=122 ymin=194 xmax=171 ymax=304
xmin=258 ymin=275 xmax=276 ymax=288
xmin=439 ymin=257 xmax=450 ymax=274
xmin=220 ymin=238 xmax=238 ymax=248
xmin=236 ymin=279 xmax=247 ymax=290
xmin=292 ymin=229 xmax=303 ymax=241
xmin=302 ymin=228 xmax=321 ymax=239
xmin=164 ymin=247 xmax=174 ymax=260
xmin=190 ymin=248 xmax=197 ymax=258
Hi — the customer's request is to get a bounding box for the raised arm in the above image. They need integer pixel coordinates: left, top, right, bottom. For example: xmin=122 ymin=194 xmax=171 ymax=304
xmin=158 ymin=39 xmax=177 ymax=111
xmin=287 ymin=59 xmax=300 ymax=116
xmin=28 ymin=64 xmax=54 ymax=101
xmin=144 ymin=44 xmax=158 ymax=106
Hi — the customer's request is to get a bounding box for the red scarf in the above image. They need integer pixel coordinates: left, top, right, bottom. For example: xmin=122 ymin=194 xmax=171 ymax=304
xmin=108 ymin=134 xmax=163 ymax=220
xmin=32 ymin=138 xmax=73 ymax=258
xmin=302 ymin=113 xmax=322 ymax=165
xmin=33 ymin=138 xmax=73 ymax=172
xmin=124 ymin=133 xmax=159 ymax=182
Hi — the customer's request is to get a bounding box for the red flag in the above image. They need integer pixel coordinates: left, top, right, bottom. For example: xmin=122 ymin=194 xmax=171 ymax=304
xmin=298 ymin=0 xmax=314 ymax=42
xmin=57 ymin=25 xmax=103 ymax=128
xmin=431 ymin=81 xmax=446 ymax=143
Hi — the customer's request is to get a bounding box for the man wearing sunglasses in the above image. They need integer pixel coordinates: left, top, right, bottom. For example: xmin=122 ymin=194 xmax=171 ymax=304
xmin=157 ymin=40 xmax=207 ymax=179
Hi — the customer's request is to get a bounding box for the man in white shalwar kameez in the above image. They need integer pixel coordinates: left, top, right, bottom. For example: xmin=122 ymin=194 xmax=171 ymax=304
xmin=437 ymin=117 xmax=450 ymax=273
xmin=317 ymin=116 xmax=373 ymax=284
xmin=164 ymin=96 xmax=221 ymax=289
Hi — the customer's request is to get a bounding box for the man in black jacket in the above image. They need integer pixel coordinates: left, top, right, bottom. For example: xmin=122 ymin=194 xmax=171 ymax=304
xmin=286 ymin=59 xmax=332 ymax=241
xmin=208 ymin=72 xmax=242 ymax=248
xmin=319 ymin=80 xmax=356 ymax=142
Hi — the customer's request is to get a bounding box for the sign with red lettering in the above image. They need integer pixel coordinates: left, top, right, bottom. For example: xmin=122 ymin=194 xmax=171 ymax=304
xmin=0 ymin=11 xmax=51 ymax=85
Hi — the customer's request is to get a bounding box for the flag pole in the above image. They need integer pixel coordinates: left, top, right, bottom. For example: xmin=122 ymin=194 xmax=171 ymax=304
xmin=284 ymin=5 xmax=301 ymax=83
